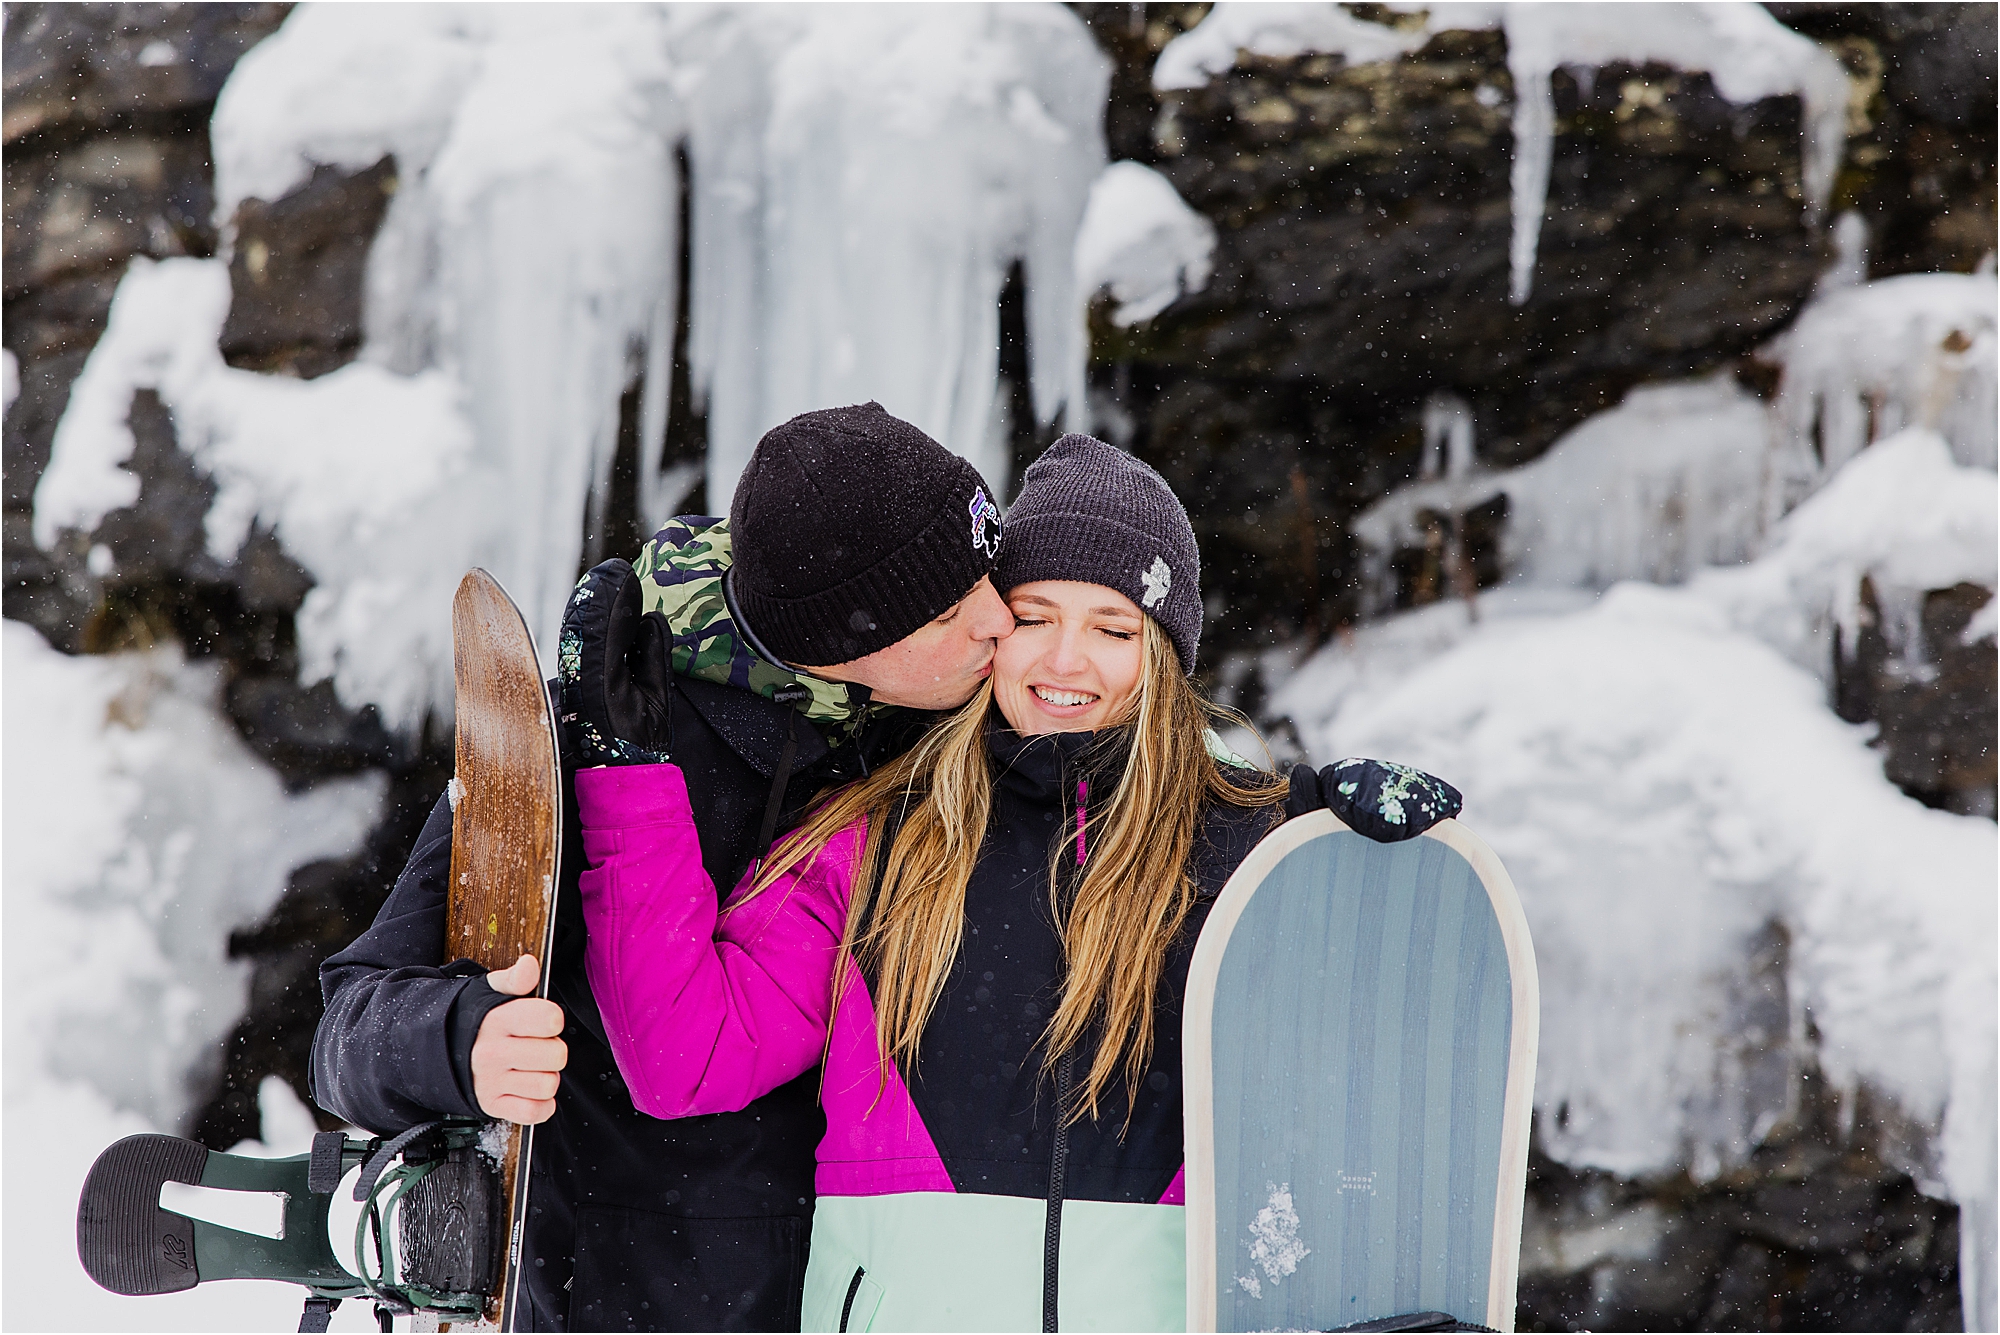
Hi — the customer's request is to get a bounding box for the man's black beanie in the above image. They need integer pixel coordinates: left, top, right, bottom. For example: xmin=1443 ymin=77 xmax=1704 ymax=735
xmin=996 ymin=432 xmax=1203 ymax=672
xmin=728 ymin=402 xmax=1002 ymax=667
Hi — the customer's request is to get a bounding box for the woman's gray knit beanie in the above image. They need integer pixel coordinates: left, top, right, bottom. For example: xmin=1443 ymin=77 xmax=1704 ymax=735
xmin=996 ymin=433 xmax=1202 ymax=672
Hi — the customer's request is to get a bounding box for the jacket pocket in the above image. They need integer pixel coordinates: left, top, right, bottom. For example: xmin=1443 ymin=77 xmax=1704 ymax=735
xmin=569 ymin=1205 xmax=804 ymax=1332
xmin=800 ymin=1235 xmax=884 ymax=1332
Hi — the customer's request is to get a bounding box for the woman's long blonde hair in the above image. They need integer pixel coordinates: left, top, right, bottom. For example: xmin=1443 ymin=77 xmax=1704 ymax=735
xmin=736 ymin=618 xmax=1287 ymax=1121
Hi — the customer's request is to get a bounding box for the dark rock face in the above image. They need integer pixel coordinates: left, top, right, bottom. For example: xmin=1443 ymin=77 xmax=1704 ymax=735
xmin=1769 ymin=3 xmax=1997 ymax=276
xmin=1097 ymin=25 xmax=1833 ymax=652
xmin=3 ymin=7 xmax=1989 ymax=1328
xmin=1519 ymin=1074 xmax=1964 ymax=1332
xmin=2 ymin=2 xmax=295 ymax=143
xmin=1836 ymin=579 xmax=1998 ymax=819
xmin=221 ymin=156 xmax=398 ymax=379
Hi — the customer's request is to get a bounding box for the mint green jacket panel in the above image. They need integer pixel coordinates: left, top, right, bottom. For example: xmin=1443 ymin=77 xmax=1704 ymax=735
xmin=801 ymin=1192 xmax=1187 ymax=1332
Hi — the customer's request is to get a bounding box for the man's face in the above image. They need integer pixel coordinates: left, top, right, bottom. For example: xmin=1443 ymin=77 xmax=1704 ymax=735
xmin=802 ymin=576 xmax=1014 ymax=710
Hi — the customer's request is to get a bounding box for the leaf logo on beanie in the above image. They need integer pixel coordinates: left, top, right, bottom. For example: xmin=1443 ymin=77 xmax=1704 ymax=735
xmin=968 ymin=488 xmax=1002 ymax=559
xmin=1140 ymin=555 xmax=1172 ymax=609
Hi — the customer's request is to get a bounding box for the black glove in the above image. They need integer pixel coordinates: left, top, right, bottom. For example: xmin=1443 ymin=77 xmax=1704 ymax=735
xmin=557 ymin=559 xmax=675 ymax=767
xmin=1285 ymin=758 xmax=1461 ymax=843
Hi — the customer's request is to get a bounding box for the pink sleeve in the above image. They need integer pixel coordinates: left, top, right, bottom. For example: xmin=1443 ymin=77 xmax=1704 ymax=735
xmin=575 ymin=763 xmax=864 ymax=1119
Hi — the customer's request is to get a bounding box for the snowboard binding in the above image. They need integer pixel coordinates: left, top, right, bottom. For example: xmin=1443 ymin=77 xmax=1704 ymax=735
xmin=78 ymin=1118 xmax=504 ymax=1332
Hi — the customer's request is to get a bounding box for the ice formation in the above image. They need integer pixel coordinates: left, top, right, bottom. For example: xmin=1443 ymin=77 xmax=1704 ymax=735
xmin=3 ymin=620 xmax=382 ymax=1128
xmin=1271 ymin=434 xmax=1997 ymax=1328
xmin=1074 ymin=161 xmax=1217 ymax=327
xmin=212 ymin=4 xmax=684 ymax=688
xmin=1761 ymin=272 xmax=1998 ymax=518
xmin=1353 ymin=374 xmax=1773 ymax=607
xmin=38 ymin=3 xmax=1105 ymax=724
xmin=1156 ymin=2 xmax=1851 ymax=303
xmin=673 ymin=5 xmax=1105 ymax=502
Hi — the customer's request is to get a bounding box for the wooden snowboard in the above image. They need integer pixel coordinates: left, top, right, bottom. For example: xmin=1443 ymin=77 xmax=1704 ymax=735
xmin=1183 ymin=811 xmax=1538 ymax=1333
xmin=446 ymin=568 xmax=563 ymax=1329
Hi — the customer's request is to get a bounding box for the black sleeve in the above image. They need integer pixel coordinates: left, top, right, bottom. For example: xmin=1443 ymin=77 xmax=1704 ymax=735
xmin=310 ymin=794 xmax=514 ymax=1133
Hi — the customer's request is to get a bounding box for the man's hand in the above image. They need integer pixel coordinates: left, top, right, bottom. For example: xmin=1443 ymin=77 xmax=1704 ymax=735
xmin=472 ymin=955 xmax=567 ymax=1124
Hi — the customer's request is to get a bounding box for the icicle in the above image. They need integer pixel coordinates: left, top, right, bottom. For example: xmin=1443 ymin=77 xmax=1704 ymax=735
xmin=1421 ymin=392 xmax=1477 ymax=480
xmin=1873 ymin=583 xmax=1938 ymax=685
xmin=1816 ymin=210 xmax=1870 ymax=295
xmin=1503 ymin=23 xmax=1557 ymax=307
xmin=1490 ymin=2 xmax=1853 ymax=305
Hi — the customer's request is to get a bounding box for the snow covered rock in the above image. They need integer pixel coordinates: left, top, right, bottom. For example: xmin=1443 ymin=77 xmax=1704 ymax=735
xmin=1154 ymin=2 xmax=1428 ymax=92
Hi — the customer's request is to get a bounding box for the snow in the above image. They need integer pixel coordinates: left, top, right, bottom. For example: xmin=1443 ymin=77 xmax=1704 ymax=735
xmin=1157 ymin=2 xmax=1850 ymax=303
xmin=1762 ymin=273 xmax=1998 ymax=517
xmin=1271 ymin=434 xmax=1997 ymax=1327
xmin=1354 ymin=374 xmax=1773 ymax=608
xmin=1153 ymin=2 xmax=1427 ymax=92
xmin=1236 ymin=1182 xmax=1311 ymax=1301
xmin=3 ymin=621 xmax=383 ymax=1331
xmin=1074 ymin=161 xmax=1217 ymax=327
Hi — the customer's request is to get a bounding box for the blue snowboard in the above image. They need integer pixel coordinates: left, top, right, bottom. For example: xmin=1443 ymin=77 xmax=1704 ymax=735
xmin=1183 ymin=811 xmax=1538 ymax=1332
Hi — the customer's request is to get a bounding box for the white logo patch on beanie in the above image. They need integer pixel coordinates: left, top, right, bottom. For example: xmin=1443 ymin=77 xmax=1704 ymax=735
xmin=1140 ymin=555 xmax=1172 ymax=609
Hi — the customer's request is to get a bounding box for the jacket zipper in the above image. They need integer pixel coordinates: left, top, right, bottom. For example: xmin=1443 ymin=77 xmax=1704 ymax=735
xmin=1043 ymin=777 xmax=1089 ymax=1332
xmin=1042 ymin=1050 xmax=1073 ymax=1333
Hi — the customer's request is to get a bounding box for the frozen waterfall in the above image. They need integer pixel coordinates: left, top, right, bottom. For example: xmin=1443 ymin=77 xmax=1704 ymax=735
xmin=36 ymin=2 xmax=1107 ymax=726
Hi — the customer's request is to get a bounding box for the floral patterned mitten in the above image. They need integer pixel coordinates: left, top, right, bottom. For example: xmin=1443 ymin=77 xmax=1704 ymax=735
xmin=1285 ymin=758 xmax=1462 ymax=843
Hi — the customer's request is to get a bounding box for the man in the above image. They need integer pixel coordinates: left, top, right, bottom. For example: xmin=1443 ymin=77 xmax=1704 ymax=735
xmin=311 ymin=403 xmax=1014 ymax=1330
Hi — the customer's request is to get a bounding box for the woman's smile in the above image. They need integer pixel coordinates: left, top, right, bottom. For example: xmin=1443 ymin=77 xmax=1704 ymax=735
xmin=994 ymin=580 xmax=1146 ymax=735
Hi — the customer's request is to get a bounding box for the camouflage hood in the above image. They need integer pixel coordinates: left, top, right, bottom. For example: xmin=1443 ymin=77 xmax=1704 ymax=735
xmin=633 ymin=516 xmax=864 ymax=732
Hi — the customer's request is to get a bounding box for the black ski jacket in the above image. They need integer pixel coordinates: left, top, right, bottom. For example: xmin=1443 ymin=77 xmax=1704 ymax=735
xmin=874 ymin=725 xmax=1282 ymax=1202
xmin=313 ymin=667 xmax=930 ymax=1331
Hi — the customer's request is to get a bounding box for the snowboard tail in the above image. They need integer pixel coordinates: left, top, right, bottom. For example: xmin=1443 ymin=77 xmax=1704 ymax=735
xmin=77 ymin=1123 xmax=502 ymax=1324
xmin=1184 ymin=812 xmax=1538 ymax=1333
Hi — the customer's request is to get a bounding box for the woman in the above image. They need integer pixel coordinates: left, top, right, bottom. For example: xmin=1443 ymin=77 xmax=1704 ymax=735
xmin=575 ymin=434 xmax=1458 ymax=1331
